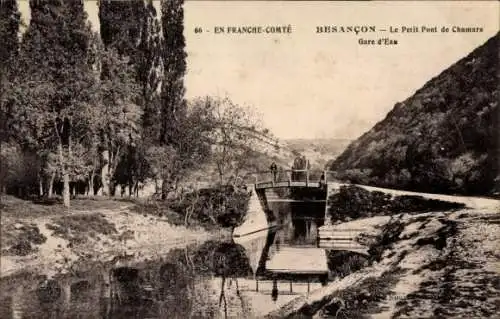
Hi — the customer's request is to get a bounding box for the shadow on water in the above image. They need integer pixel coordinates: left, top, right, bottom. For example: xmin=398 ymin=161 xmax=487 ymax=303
xmin=0 ymin=196 xmax=348 ymax=318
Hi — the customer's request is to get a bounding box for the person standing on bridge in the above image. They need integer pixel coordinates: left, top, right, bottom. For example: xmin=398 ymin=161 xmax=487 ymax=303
xmin=319 ymin=172 xmax=326 ymax=188
xmin=270 ymin=162 xmax=278 ymax=182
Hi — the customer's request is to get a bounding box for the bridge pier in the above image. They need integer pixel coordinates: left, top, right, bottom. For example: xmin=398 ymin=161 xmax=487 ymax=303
xmin=255 ymin=188 xmax=273 ymax=224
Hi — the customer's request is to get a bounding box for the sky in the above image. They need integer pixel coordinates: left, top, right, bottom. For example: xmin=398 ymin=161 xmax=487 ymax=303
xmin=17 ymin=1 xmax=499 ymax=140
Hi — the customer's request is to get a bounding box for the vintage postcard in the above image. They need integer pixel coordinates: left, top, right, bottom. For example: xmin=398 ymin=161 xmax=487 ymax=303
xmin=0 ymin=0 xmax=499 ymax=318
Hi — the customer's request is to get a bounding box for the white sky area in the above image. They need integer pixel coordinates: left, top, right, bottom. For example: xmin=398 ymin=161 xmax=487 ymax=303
xmin=17 ymin=1 xmax=499 ymax=140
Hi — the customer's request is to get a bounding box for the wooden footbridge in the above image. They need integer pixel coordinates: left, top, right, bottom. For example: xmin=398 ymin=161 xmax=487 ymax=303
xmin=253 ymin=169 xmax=333 ymax=190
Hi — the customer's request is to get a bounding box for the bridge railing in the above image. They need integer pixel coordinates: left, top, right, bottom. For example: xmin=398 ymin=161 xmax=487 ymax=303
xmin=253 ymin=169 xmax=338 ymax=186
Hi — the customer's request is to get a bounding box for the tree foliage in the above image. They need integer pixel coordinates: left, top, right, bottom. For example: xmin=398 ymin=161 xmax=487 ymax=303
xmin=94 ymin=46 xmax=142 ymax=196
xmin=0 ymin=0 xmax=21 ymax=196
xmin=196 ymin=96 xmax=265 ymax=185
xmin=1 ymin=0 xmax=275 ymax=213
xmin=98 ymin=0 xmax=162 ymax=119
xmin=3 ymin=0 xmax=141 ymax=205
xmin=168 ymin=185 xmax=251 ymax=228
xmin=8 ymin=0 xmax=98 ymax=206
xmin=159 ymin=0 xmax=187 ymax=145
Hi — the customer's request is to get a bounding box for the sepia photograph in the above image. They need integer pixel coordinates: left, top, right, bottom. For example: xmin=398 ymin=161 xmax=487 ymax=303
xmin=0 ymin=0 xmax=499 ymax=318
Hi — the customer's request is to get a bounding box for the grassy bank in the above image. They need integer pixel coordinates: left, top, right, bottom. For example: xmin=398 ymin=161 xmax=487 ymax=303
xmin=0 ymin=195 xmax=134 ymax=219
xmin=0 ymin=194 xmax=225 ymax=279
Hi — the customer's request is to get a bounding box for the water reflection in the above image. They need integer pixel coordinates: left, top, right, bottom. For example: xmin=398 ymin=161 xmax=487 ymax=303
xmin=0 ymin=208 xmax=334 ymax=318
xmin=265 ymin=187 xmax=326 ymax=247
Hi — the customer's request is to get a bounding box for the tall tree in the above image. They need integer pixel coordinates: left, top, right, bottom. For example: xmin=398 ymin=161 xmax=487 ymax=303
xmin=99 ymin=0 xmax=188 ymax=197
xmin=11 ymin=0 xmax=97 ymax=207
xmin=94 ymin=47 xmax=141 ymax=196
xmin=155 ymin=0 xmax=188 ymax=197
xmin=139 ymin=1 xmax=163 ymax=143
xmin=98 ymin=0 xmax=144 ymax=58
xmin=0 ymin=0 xmax=21 ymax=196
xmin=99 ymin=0 xmax=161 ymax=195
xmin=160 ymin=0 xmax=187 ymax=145
xmin=0 ymin=0 xmax=20 ymax=75
xmin=99 ymin=0 xmax=161 ymax=126
xmin=0 ymin=0 xmax=20 ymax=144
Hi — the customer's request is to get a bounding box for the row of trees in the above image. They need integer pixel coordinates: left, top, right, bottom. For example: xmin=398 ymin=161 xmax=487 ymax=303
xmin=0 ymin=0 xmax=270 ymax=207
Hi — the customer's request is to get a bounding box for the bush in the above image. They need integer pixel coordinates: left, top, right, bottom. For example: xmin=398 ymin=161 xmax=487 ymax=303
xmin=46 ymin=213 xmax=117 ymax=245
xmin=168 ymin=185 xmax=251 ymax=228
xmin=328 ymin=185 xmax=465 ymax=223
xmin=368 ymin=218 xmax=406 ymax=262
xmin=336 ymin=169 xmax=371 ymax=185
xmin=2 ymin=222 xmax=47 ymax=256
xmin=7 ymin=239 xmax=34 ymax=256
xmin=327 ymin=250 xmax=369 ymax=278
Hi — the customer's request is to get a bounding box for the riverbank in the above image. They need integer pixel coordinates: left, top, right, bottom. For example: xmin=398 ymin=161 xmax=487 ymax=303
xmin=2 ymin=190 xmax=498 ymax=318
xmin=1 ymin=195 xmax=230 ymax=279
xmin=265 ymin=198 xmax=500 ymax=318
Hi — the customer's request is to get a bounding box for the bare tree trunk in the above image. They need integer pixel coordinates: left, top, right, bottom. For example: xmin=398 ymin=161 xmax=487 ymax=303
xmin=58 ymin=143 xmax=70 ymax=208
xmin=161 ymin=176 xmax=171 ymax=200
xmin=174 ymin=178 xmax=179 ymax=193
xmin=161 ymin=179 xmax=167 ymax=200
xmin=185 ymin=193 xmax=197 ymax=226
xmin=134 ymin=181 xmax=139 ymax=197
xmin=39 ymin=177 xmax=44 ymax=197
xmin=62 ymin=173 xmax=70 ymax=207
xmin=220 ymin=173 xmax=225 ymax=185
xmin=110 ymin=181 xmax=116 ymax=197
xmin=101 ymin=149 xmax=110 ymax=196
xmin=207 ymin=199 xmax=217 ymax=224
xmin=88 ymin=170 xmax=95 ymax=197
xmin=48 ymin=172 xmax=55 ymax=198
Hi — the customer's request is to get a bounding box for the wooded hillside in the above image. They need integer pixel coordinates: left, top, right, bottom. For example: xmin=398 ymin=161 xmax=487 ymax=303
xmin=330 ymin=33 xmax=499 ymax=196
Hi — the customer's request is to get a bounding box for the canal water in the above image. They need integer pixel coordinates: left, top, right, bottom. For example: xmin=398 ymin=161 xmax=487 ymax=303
xmin=0 ymin=194 xmax=334 ymax=318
